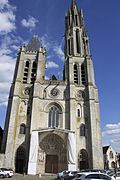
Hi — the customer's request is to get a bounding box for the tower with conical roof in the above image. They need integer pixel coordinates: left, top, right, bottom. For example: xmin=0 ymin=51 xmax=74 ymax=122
xmin=0 ymin=0 xmax=103 ymax=174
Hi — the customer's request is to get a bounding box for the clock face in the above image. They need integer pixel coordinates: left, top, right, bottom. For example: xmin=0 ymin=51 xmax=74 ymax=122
xmin=24 ymin=87 xmax=30 ymax=95
xmin=50 ymin=88 xmax=59 ymax=97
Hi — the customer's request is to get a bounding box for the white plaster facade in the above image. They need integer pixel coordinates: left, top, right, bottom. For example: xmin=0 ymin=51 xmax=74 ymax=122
xmin=0 ymin=0 xmax=104 ymax=175
xmin=103 ymin=145 xmax=119 ymax=170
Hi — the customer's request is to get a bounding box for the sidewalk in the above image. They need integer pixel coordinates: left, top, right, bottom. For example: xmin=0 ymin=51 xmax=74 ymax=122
xmin=6 ymin=173 xmax=57 ymax=180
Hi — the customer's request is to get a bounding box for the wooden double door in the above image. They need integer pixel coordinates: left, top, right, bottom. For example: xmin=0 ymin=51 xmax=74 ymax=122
xmin=45 ymin=155 xmax=58 ymax=173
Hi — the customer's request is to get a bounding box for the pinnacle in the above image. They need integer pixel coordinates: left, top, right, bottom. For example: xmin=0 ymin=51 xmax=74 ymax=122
xmin=71 ymin=0 xmax=77 ymax=8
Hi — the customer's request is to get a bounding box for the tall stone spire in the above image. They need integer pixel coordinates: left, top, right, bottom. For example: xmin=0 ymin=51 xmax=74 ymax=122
xmin=70 ymin=0 xmax=78 ymax=12
xmin=71 ymin=0 xmax=76 ymax=7
xmin=80 ymin=9 xmax=85 ymax=27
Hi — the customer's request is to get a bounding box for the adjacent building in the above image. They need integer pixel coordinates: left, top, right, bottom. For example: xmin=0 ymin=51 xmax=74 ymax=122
xmin=103 ymin=145 xmax=119 ymax=170
xmin=0 ymin=127 xmax=3 ymax=150
xmin=0 ymin=0 xmax=104 ymax=175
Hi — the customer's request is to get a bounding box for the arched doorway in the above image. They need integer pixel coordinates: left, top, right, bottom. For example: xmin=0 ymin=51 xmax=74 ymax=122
xmin=78 ymin=149 xmax=89 ymax=170
xmin=15 ymin=146 xmax=26 ymax=173
xmin=111 ymin=161 xmax=116 ymax=169
xmin=40 ymin=133 xmax=67 ymax=173
xmin=45 ymin=154 xmax=58 ymax=173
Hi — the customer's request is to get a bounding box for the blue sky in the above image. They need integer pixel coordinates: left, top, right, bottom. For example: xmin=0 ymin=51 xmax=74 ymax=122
xmin=0 ymin=0 xmax=120 ymax=152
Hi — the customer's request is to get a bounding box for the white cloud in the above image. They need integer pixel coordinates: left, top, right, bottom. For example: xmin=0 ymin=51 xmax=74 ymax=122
xmin=40 ymin=35 xmax=64 ymax=62
xmin=0 ymin=34 xmax=23 ymax=56
xmin=102 ymin=122 xmax=120 ymax=152
xmin=46 ymin=61 xmax=59 ymax=69
xmin=47 ymin=54 xmax=54 ymax=59
xmin=54 ymin=45 xmax=64 ymax=61
xmin=41 ymin=34 xmax=51 ymax=50
xmin=0 ymin=82 xmax=10 ymax=106
xmin=21 ymin=16 xmax=38 ymax=30
xmin=0 ymin=0 xmax=8 ymax=9
xmin=0 ymin=56 xmax=15 ymax=106
xmin=0 ymin=55 xmax=15 ymax=82
xmin=53 ymin=39 xmax=64 ymax=61
xmin=106 ymin=122 xmax=120 ymax=130
xmin=0 ymin=34 xmax=24 ymax=106
xmin=0 ymin=0 xmax=16 ymax=34
xmin=45 ymin=76 xmax=49 ymax=80
xmin=0 ymin=0 xmax=15 ymax=10
xmin=11 ymin=44 xmax=19 ymax=50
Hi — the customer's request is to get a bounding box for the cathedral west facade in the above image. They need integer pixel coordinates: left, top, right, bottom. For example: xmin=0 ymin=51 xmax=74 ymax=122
xmin=0 ymin=0 xmax=103 ymax=175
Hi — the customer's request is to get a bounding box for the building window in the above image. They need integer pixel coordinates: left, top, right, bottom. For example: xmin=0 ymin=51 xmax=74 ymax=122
xmin=23 ymin=61 xmax=29 ymax=84
xmin=74 ymin=64 xmax=78 ymax=84
xmin=27 ymin=105 xmax=31 ymax=115
xmin=76 ymin=29 xmax=80 ymax=54
xmin=78 ymin=149 xmax=89 ymax=170
xmin=48 ymin=106 xmax=61 ymax=128
xmin=109 ymin=151 xmax=114 ymax=159
xmin=77 ymin=109 xmax=80 ymax=117
xmin=80 ymin=124 xmax=85 ymax=136
xmin=75 ymin=15 xmax=78 ymax=26
xmin=19 ymin=124 xmax=26 ymax=134
xmin=81 ymin=63 xmax=86 ymax=85
xmin=111 ymin=161 xmax=115 ymax=168
xmin=31 ymin=61 xmax=37 ymax=84
xmin=68 ymin=39 xmax=71 ymax=55
xmin=76 ymin=104 xmax=82 ymax=118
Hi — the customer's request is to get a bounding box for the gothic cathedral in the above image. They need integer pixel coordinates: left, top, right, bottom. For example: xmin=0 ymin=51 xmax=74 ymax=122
xmin=0 ymin=0 xmax=103 ymax=175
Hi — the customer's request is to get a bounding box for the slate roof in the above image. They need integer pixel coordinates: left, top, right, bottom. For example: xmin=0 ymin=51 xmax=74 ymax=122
xmin=103 ymin=145 xmax=110 ymax=154
xmin=26 ymin=36 xmax=41 ymax=51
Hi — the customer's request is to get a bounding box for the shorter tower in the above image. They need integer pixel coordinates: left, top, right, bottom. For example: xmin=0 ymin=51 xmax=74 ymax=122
xmin=1 ymin=36 xmax=46 ymax=172
xmin=0 ymin=0 xmax=103 ymax=174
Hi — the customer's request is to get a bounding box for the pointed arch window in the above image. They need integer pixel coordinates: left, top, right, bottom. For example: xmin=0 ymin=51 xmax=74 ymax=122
xmin=76 ymin=29 xmax=80 ymax=54
xmin=48 ymin=106 xmax=61 ymax=128
xmin=78 ymin=149 xmax=89 ymax=170
xmin=77 ymin=109 xmax=80 ymax=117
xmin=75 ymin=15 xmax=78 ymax=26
xmin=68 ymin=39 xmax=71 ymax=55
xmin=109 ymin=151 xmax=114 ymax=159
xmin=74 ymin=64 xmax=78 ymax=84
xmin=31 ymin=61 xmax=37 ymax=84
xmin=80 ymin=123 xmax=85 ymax=136
xmin=81 ymin=63 xmax=86 ymax=85
xmin=76 ymin=104 xmax=82 ymax=118
xmin=19 ymin=124 xmax=26 ymax=134
xmin=15 ymin=146 xmax=26 ymax=173
xmin=27 ymin=105 xmax=31 ymax=115
xmin=23 ymin=61 xmax=29 ymax=83
xmin=68 ymin=38 xmax=73 ymax=56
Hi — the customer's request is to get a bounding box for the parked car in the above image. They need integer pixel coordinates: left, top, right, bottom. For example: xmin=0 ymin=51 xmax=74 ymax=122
xmin=105 ymin=170 xmax=115 ymax=177
xmin=0 ymin=169 xmax=6 ymax=178
xmin=73 ymin=172 xmax=115 ymax=180
xmin=0 ymin=168 xmax=14 ymax=178
xmin=115 ymin=172 xmax=120 ymax=180
xmin=63 ymin=171 xmax=79 ymax=180
xmin=57 ymin=170 xmax=70 ymax=179
xmin=80 ymin=169 xmax=106 ymax=174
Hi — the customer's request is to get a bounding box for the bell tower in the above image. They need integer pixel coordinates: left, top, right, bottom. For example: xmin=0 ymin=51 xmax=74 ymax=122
xmin=1 ymin=36 xmax=46 ymax=170
xmin=64 ymin=0 xmax=104 ymax=169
